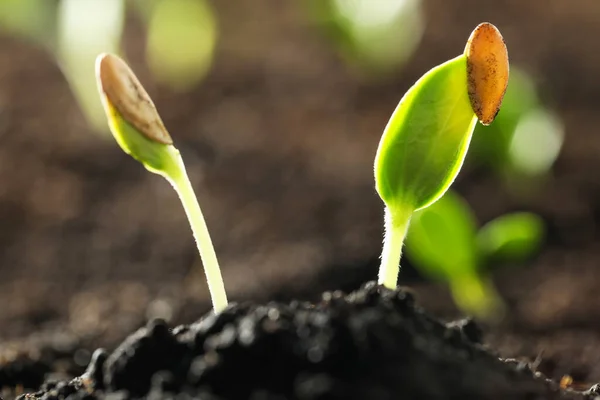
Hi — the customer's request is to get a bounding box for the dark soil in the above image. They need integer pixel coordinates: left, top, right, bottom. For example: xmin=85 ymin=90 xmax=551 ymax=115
xmin=2 ymin=0 xmax=600 ymax=399
xmin=9 ymin=283 xmax=597 ymax=400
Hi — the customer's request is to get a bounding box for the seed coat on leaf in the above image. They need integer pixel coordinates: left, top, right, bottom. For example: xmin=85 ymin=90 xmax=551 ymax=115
xmin=464 ymin=22 xmax=509 ymax=125
xmin=96 ymin=53 xmax=173 ymax=145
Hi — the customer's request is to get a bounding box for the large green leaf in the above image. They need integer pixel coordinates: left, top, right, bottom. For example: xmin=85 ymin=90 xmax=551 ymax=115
xmin=374 ymin=55 xmax=477 ymax=213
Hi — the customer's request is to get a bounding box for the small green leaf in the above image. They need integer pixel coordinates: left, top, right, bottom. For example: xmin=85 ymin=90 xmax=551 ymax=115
xmin=374 ymin=55 xmax=477 ymax=213
xmin=405 ymin=191 xmax=504 ymax=320
xmin=405 ymin=190 xmax=478 ymax=281
xmin=477 ymin=212 xmax=545 ymax=264
xmin=95 ymin=53 xmax=179 ymax=176
xmin=105 ymin=104 xmax=181 ymax=176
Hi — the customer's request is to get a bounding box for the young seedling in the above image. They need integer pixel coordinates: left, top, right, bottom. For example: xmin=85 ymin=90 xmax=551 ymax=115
xmin=374 ymin=22 xmax=509 ymax=289
xmin=405 ymin=189 xmax=544 ymax=318
xmin=95 ymin=53 xmax=228 ymax=313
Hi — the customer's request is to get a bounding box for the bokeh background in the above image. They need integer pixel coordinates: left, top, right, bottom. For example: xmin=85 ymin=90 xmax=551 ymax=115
xmin=1 ymin=0 xmax=600 ymax=388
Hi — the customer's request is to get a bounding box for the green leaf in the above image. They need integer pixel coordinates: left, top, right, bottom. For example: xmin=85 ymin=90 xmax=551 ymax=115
xmin=405 ymin=190 xmax=478 ymax=280
xmin=374 ymin=55 xmax=477 ymax=213
xmin=95 ymin=53 xmax=180 ymax=176
xmin=105 ymin=104 xmax=181 ymax=176
xmin=477 ymin=212 xmax=545 ymax=264
xmin=405 ymin=190 xmax=504 ymax=319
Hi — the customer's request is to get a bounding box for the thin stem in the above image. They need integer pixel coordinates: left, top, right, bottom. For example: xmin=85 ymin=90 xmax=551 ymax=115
xmin=165 ymin=150 xmax=228 ymax=313
xmin=378 ymin=206 xmax=412 ymax=289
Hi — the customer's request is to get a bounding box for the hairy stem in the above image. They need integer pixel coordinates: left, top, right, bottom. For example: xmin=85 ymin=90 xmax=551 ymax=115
xmin=378 ymin=206 xmax=412 ymax=289
xmin=165 ymin=150 xmax=228 ymax=313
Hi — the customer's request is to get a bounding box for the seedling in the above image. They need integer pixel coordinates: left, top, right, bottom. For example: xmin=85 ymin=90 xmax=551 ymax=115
xmin=94 ymin=53 xmax=228 ymax=313
xmin=374 ymin=22 xmax=509 ymax=289
xmin=405 ymin=189 xmax=544 ymax=318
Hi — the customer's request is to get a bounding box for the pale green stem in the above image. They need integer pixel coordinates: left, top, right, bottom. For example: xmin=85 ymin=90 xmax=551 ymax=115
xmin=164 ymin=149 xmax=228 ymax=313
xmin=378 ymin=206 xmax=412 ymax=289
xmin=449 ymin=273 xmax=505 ymax=321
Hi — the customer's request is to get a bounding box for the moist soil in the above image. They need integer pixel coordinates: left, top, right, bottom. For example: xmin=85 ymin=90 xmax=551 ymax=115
xmin=3 ymin=1 xmax=600 ymax=399
xmin=6 ymin=283 xmax=599 ymax=400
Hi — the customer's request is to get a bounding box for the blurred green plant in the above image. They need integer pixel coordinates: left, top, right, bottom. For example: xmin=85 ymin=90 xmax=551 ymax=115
xmin=133 ymin=0 xmax=218 ymax=91
xmin=405 ymin=190 xmax=544 ymax=318
xmin=469 ymin=68 xmax=564 ymax=192
xmin=0 ymin=0 xmax=217 ymax=133
xmin=477 ymin=211 xmax=545 ymax=265
xmin=374 ymin=22 xmax=509 ymax=312
xmin=57 ymin=0 xmax=126 ymax=130
xmin=0 ymin=0 xmax=57 ymax=48
xmin=304 ymin=0 xmax=424 ymax=75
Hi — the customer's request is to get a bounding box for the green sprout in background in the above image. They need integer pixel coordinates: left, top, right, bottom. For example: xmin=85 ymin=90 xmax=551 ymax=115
xmin=95 ymin=53 xmax=228 ymax=313
xmin=0 ymin=0 xmax=217 ymax=133
xmin=477 ymin=211 xmax=545 ymax=265
xmin=468 ymin=68 xmax=565 ymax=198
xmin=405 ymin=190 xmax=544 ymax=318
xmin=133 ymin=0 xmax=218 ymax=92
xmin=304 ymin=0 xmax=425 ymax=76
xmin=374 ymin=22 xmax=510 ymax=297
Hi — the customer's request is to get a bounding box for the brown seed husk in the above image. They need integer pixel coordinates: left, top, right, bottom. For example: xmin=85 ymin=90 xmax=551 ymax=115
xmin=95 ymin=53 xmax=173 ymax=145
xmin=464 ymin=23 xmax=509 ymax=126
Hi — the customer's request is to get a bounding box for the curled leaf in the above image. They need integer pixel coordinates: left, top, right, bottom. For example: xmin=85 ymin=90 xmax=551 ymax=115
xmin=465 ymin=22 xmax=509 ymax=125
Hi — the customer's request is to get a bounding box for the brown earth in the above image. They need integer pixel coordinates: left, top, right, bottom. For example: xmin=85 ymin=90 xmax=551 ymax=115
xmin=1 ymin=0 xmax=600 ymax=397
